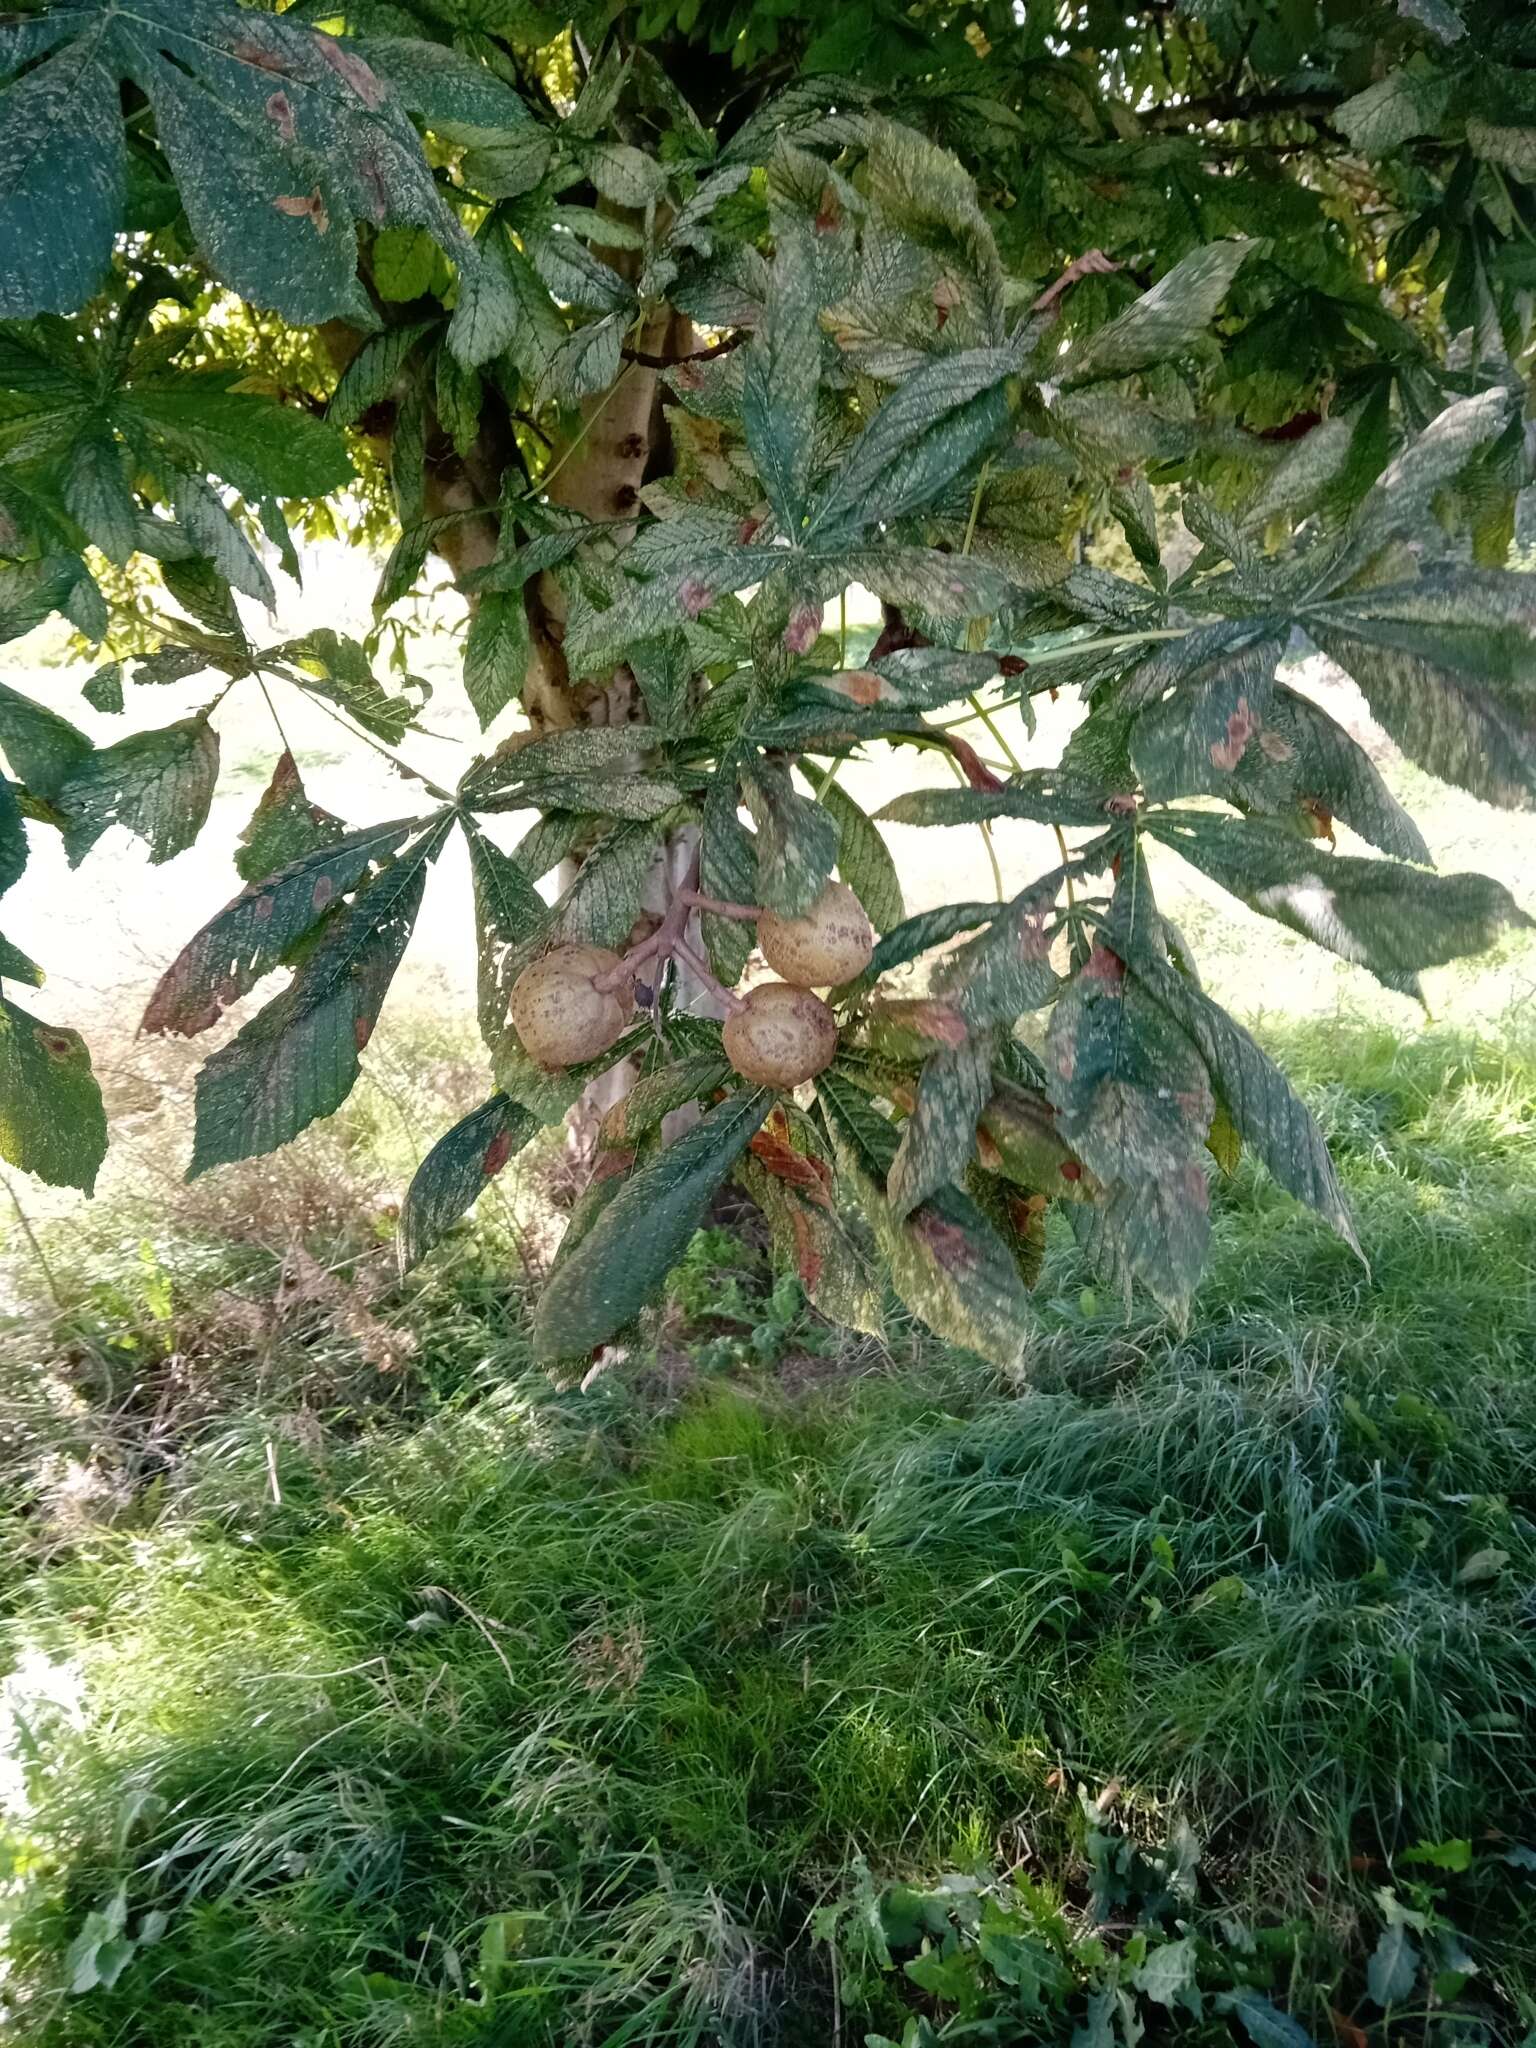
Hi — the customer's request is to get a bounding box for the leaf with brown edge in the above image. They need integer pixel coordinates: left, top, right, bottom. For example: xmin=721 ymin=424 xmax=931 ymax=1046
xmin=144 ymin=817 xmax=418 ymax=1038
xmin=975 ymin=1077 xmax=1088 ymax=1198
xmin=887 ymin=1032 xmax=994 ymax=1220
xmin=737 ymin=1147 xmax=885 ymax=1337
xmin=400 ymin=1093 xmax=538 ymax=1268
xmin=59 ymin=717 xmax=219 ymax=869
xmin=235 ymin=752 xmax=345 ymax=884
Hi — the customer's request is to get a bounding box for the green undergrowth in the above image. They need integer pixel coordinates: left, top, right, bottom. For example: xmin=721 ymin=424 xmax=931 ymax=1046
xmin=0 ymin=1018 xmax=1533 ymax=2046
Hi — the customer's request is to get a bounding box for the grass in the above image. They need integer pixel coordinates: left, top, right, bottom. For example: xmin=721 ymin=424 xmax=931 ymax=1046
xmin=1 ymin=1018 xmax=1534 ymax=2045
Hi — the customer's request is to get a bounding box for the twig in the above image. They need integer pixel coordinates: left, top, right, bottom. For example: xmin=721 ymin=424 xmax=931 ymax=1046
xmin=680 ymin=889 xmax=761 ymax=921
xmin=620 ymin=332 xmax=746 ymax=370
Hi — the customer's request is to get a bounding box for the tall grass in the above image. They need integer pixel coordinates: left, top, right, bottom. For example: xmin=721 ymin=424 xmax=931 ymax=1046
xmin=1 ymin=1019 xmax=1533 ymax=2045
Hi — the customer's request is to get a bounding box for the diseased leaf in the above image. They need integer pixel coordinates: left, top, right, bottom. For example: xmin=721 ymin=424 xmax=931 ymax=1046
xmin=888 ymin=1032 xmax=992 ymax=1219
xmin=700 ymin=760 xmax=758 ymax=984
xmin=463 ymin=590 xmax=530 ymax=730
xmin=59 ymin=718 xmax=219 ymax=868
xmin=546 ymin=820 xmax=662 ymax=950
xmin=820 ymin=1068 xmax=1032 ymax=1370
xmin=741 ymin=207 xmax=820 ymax=534
xmin=1131 ymin=632 xmax=1288 ymax=803
xmin=1221 ymin=684 xmax=1432 ymax=865
xmin=0 ymin=0 xmax=471 ymax=325
xmin=400 ymin=1093 xmax=538 ymax=1267
xmin=746 ymin=755 xmax=839 ymax=916
xmin=932 ymin=867 xmax=1065 ymax=1025
xmin=466 ymin=818 xmax=548 ymax=1045
xmin=189 ymin=820 xmax=448 ymax=1176
xmin=808 ymin=346 xmax=1019 ymax=543
xmin=533 ymin=1089 xmax=774 ymax=1358
xmin=275 ymin=629 xmax=429 ymax=744
xmin=1134 ymin=959 xmax=1359 ymax=1253
xmin=234 ymin=751 xmax=346 ymax=884
xmin=869 ymin=901 xmax=999 ymax=979
xmin=144 ymin=816 xmax=415 ymax=1036
xmin=0 ymin=992 xmax=107 ymax=1193
xmin=876 ymin=776 xmax=1115 ymax=831
xmin=1305 ymin=571 xmax=1536 ymax=810
xmin=823 ymin=781 xmax=904 ymax=932
xmin=1057 ymin=242 xmax=1251 ymax=389
xmin=1147 ymin=814 xmax=1531 ymax=988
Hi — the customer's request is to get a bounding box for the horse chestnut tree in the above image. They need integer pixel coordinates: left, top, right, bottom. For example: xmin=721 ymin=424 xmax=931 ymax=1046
xmin=0 ymin=2 xmax=1532 ymax=1373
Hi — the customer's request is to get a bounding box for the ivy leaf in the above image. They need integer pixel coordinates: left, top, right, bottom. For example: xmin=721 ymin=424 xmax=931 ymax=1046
xmin=1304 ymin=571 xmax=1536 ymax=810
xmin=807 ymin=346 xmax=1020 ymax=543
xmin=532 ymin=1089 xmax=774 ymax=1359
xmin=463 ymin=591 xmax=530 ymax=730
xmin=888 ymin=1032 xmax=993 ymax=1219
xmin=0 ymin=0 xmax=470 ymax=324
xmin=1146 ymin=814 xmax=1531 ymax=988
xmin=741 ymin=210 xmax=821 ymax=534
xmin=189 ymin=820 xmax=449 ymax=1176
xmin=143 ymin=816 xmax=415 ymax=1037
xmin=823 ymin=782 xmax=904 ymax=933
xmin=1133 ymin=959 xmax=1360 ymax=1255
xmin=59 ymin=718 xmax=219 ymax=868
xmin=234 ymin=751 xmax=346 ymax=884
xmin=819 ymin=1068 xmax=1032 ymax=1371
xmin=0 ymin=993 xmax=107 ymax=1193
xmin=1056 ymin=242 xmax=1251 ymax=389
xmin=400 ymin=1093 xmax=538 ymax=1268
xmin=746 ymin=755 xmax=839 ymax=916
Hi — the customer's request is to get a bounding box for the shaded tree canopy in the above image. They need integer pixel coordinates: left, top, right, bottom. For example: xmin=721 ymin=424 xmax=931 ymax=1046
xmin=0 ymin=0 xmax=1533 ymax=1362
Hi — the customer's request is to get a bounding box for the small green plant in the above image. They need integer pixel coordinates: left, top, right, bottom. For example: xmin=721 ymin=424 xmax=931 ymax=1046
xmin=663 ymin=1225 xmax=836 ymax=1374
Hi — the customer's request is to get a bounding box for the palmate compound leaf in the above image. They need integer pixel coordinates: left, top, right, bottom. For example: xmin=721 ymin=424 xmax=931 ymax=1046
xmin=1045 ymin=944 xmax=1214 ymax=1315
xmin=0 ymin=0 xmax=472 ymax=324
xmin=532 ymin=1089 xmax=775 ymax=1361
xmin=188 ymin=818 xmax=451 ymax=1177
xmin=1303 ymin=571 xmax=1536 ymax=810
xmin=143 ymin=816 xmax=418 ymax=1037
xmin=58 ymin=718 xmax=219 ymax=868
xmin=0 ymin=993 xmax=107 ymax=1193
xmin=1146 ymin=813 xmax=1531 ymax=992
xmin=816 ymin=1066 xmax=1033 ymax=1372
xmin=400 ymin=1093 xmax=539 ymax=1269
xmin=1132 ymin=960 xmax=1360 ymax=1256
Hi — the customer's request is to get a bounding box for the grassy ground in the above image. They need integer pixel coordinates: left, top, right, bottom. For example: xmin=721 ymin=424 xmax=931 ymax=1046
xmin=1 ymin=1014 xmax=1534 ymax=2047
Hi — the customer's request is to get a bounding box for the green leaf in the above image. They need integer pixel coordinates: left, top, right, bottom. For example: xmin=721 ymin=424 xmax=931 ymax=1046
xmin=234 ymin=750 xmax=346 ymax=884
xmin=0 ymin=782 xmax=23 ymax=900
xmin=746 ymin=755 xmax=839 ymax=916
xmin=577 ymin=139 xmax=666 ymax=208
xmin=127 ymin=378 xmax=354 ymax=499
xmin=400 ymin=1093 xmax=538 ymax=1267
xmin=0 ymin=992 xmax=107 ymax=1193
xmin=327 ymin=322 xmax=434 ymax=428
xmin=0 ymin=680 xmax=92 ymax=800
xmin=275 ymin=629 xmax=428 ymax=744
xmin=172 ymin=473 xmax=273 ymax=608
xmin=1344 ymin=390 xmax=1513 ymax=561
xmin=1132 ymin=1937 xmax=1200 ymax=2014
xmin=144 ymin=815 xmax=414 ymax=1036
xmin=82 ymin=663 xmax=125 ymax=716
xmin=59 ymin=718 xmax=219 ymax=868
xmin=448 ymin=222 xmax=531 ymax=371
xmin=1057 ymin=242 xmax=1251 ymax=389
xmin=0 ymin=1 xmax=470 ymax=325
xmin=189 ymin=821 xmax=448 ymax=1176
xmin=546 ymin=820 xmax=662 ymax=950
xmin=1337 ymin=63 xmax=1454 ymax=155
xmin=888 ymin=1033 xmax=992 ymax=1219
xmin=540 ymin=313 xmax=624 ymax=405
xmin=533 ymin=1089 xmax=774 ymax=1359
xmin=353 ymin=35 xmax=533 ymax=133
xmin=875 ymin=776 xmax=1114 ymax=831
xmin=1133 ymin=958 xmax=1359 ymax=1254
xmin=619 ymin=1054 xmax=732 ymax=1141
xmin=463 ymin=591 xmax=530 ymax=730
xmin=0 ymin=557 xmax=94 ymax=648
xmin=1367 ymin=1924 xmax=1420 ymax=2008
xmin=932 ymin=868 xmax=1064 ymax=1026
xmin=1147 ymin=814 xmax=1531 ymax=989
xmin=1304 ymin=571 xmax=1536 ymax=810
xmin=371 ymin=226 xmax=442 ymax=301
xmin=63 ymin=429 xmax=139 ymax=567
xmin=869 ymin=901 xmax=999 ymax=979
xmin=1399 ymin=1838 xmax=1473 ymax=1872
xmin=823 ymin=781 xmax=904 ymax=933
xmin=808 ymin=346 xmax=1019 ymax=543
xmin=741 ymin=212 xmax=821 ymax=534
xmin=1222 ymin=1994 xmax=1318 ymax=2048
xmin=0 ymin=931 xmax=43 ymax=985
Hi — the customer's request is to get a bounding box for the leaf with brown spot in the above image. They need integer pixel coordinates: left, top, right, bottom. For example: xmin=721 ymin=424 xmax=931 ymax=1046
xmin=0 ymin=992 xmax=107 ymax=1194
xmin=400 ymin=1092 xmax=538 ymax=1267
